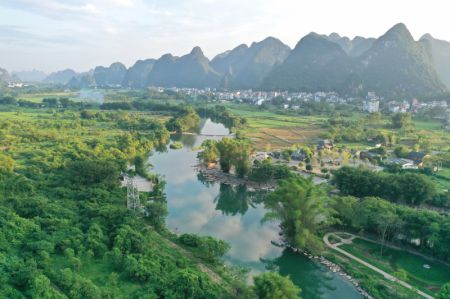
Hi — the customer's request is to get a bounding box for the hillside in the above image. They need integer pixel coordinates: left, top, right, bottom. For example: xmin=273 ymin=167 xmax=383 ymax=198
xmin=122 ymin=59 xmax=156 ymax=88
xmin=0 ymin=67 xmax=11 ymax=83
xmin=262 ymin=23 xmax=448 ymax=97
xmin=93 ymin=62 xmax=127 ymax=87
xmin=262 ymin=32 xmax=355 ymax=92
xmin=211 ymin=37 xmax=290 ymax=89
xmin=420 ymin=34 xmax=450 ymax=88
xmin=44 ymin=69 xmax=78 ymax=85
xmin=147 ymin=47 xmax=221 ymax=88
xmin=11 ymin=70 xmax=47 ymax=83
xmin=325 ymin=33 xmax=375 ymax=57
xmin=357 ymin=23 xmax=447 ymax=97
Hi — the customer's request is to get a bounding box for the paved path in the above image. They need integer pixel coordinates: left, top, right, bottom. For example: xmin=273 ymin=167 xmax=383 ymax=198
xmin=323 ymin=232 xmax=434 ymax=299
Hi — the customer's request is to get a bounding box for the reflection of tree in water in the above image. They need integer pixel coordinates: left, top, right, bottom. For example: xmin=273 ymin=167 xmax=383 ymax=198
xmin=170 ymin=133 xmax=197 ymax=148
xmin=261 ymin=248 xmax=337 ymax=299
xmin=155 ymin=143 xmax=168 ymax=153
xmin=214 ymin=184 xmax=267 ymax=216
xmin=196 ymin=172 xmax=216 ymax=188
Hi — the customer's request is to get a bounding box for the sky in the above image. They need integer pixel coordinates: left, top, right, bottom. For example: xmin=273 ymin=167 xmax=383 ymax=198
xmin=0 ymin=0 xmax=449 ymax=73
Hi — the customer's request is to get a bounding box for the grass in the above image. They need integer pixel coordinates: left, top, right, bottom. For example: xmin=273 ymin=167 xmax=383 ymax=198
xmin=336 ymin=232 xmax=352 ymax=239
xmin=324 ymin=249 xmax=419 ymax=299
xmin=224 ymin=104 xmax=327 ymax=150
xmin=340 ymin=238 xmax=450 ymax=294
xmin=413 ymin=120 xmax=444 ymax=131
xmin=17 ymin=91 xmax=80 ymax=103
xmin=328 ymin=234 xmax=341 ymax=244
xmin=432 ymin=167 xmax=450 ymax=191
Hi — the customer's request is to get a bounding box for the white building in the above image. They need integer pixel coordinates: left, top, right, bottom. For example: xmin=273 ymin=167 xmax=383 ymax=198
xmin=363 ymin=99 xmax=380 ymax=113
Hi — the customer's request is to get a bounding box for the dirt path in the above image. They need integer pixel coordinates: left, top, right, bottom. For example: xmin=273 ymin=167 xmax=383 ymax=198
xmin=323 ymin=232 xmax=434 ymax=299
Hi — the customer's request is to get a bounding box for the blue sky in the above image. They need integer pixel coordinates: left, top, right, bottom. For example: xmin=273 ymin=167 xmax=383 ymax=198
xmin=0 ymin=0 xmax=449 ymax=73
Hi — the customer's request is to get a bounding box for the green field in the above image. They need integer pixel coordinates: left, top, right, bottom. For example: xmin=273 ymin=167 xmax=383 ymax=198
xmin=340 ymin=238 xmax=450 ymax=294
xmin=17 ymin=91 xmax=80 ymax=103
xmin=224 ymin=104 xmax=327 ymax=150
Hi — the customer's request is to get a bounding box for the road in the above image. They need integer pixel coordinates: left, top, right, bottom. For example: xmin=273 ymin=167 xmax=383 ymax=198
xmin=323 ymin=232 xmax=434 ymax=299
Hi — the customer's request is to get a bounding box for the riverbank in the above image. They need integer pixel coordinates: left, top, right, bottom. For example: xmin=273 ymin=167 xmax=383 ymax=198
xmin=291 ymin=247 xmax=373 ymax=299
xmin=196 ymin=163 xmax=278 ymax=191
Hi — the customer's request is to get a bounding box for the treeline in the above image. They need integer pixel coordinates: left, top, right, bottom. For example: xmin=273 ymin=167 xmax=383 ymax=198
xmin=332 ymin=166 xmax=437 ymax=205
xmin=100 ymin=101 xmax=246 ymax=130
xmin=332 ymin=196 xmax=450 ymax=262
xmin=197 ymin=105 xmax=247 ymax=129
xmin=165 ymin=107 xmax=200 ymax=133
xmin=324 ymin=117 xmax=397 ymax=144
xmin=0 ymin=95 xmax=84 ymax=109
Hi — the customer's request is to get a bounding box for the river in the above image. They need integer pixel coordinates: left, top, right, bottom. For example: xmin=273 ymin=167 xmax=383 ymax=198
xmin=148 ymin=119 xmax=363 ymax=299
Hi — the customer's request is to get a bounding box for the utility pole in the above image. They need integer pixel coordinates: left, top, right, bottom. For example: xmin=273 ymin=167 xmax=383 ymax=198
xmin=126 ymin=175 xmax=140 ymax=212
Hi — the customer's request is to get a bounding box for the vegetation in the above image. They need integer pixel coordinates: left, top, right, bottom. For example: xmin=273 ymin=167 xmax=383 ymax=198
xmin=437 ymin=282 xmax=450 ymax=299
xmin=253 ymin=272 xmax=301 ymax=299
xmin=340 ymin=238 xmax=450 ymax=293
xmin=165 ymin=107 xmax=200 ymax=133
xmin=249 ymin=159 xmax=293 ymax=183
xmin=199 ymin=137 xmax=253 ymax=177
xmin=263 ymin=177 xmax=329 ymax=254
xmin=169 ymin=141 xmax=183 ymax=149
xmin=178 ymin=234 xmax=231 ymax=264
xmin=0 ymin=108 xmax=239 ymax=298
xmin=333 ymin=166 xmax=437 ymax=205
xmin=331 ymin=196 xmax=450 ymax=262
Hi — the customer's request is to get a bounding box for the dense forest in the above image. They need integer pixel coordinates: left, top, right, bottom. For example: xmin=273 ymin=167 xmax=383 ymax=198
xmin=0 ymin=102 xmax=304 ymax=298
xmin=0 ymin=107 xmax=236 ymax=298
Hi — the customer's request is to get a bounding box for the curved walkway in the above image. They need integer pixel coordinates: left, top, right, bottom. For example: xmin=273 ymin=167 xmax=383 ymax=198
xmin=323 ymin=232 xmax=434 ymax=299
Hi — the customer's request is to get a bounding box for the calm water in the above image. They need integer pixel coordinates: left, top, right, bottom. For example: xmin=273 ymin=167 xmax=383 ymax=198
xmin=149 ymin=119 xmax=363 ymax=299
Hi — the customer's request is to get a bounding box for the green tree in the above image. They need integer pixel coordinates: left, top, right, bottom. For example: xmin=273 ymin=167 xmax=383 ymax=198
xmin=263 ymin=177 xmax=329 ymax=254
xmin=216 ymin=137 xmax=237 ymax=173
xmin=144 ymin=200 xmax=168 ymax=230
xmin=253 ymin=272 xmax=301 ymax=299
xmin=28 ymin=274 xmax=66 ymax=299
xmin=436 ymin=282 xmax=450 ymax=299
xmin=391 ymin=112 xmax=413 ymax=130
xmin=85 ymin=223 xmax=107 ymax=257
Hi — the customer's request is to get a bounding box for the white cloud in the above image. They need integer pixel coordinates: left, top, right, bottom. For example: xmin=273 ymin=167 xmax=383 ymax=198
xmin=0 ymin=0 xmax=449 ymax=72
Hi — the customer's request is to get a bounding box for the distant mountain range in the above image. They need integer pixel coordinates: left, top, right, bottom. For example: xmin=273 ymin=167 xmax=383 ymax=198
xmin=262 ymin=23 xmax=447 ymax=97
xmin=2 ymin=23 xmax=450 ymax=97
xmin=12 ymin=69 xmax=47 ymax=82
xmin=211 ymin=37 xmax=291 ymax=89
xmin=147 ymin=47 xmax=221 ymax=88
xmin=44 ymin=69 xmax=78 ymax=85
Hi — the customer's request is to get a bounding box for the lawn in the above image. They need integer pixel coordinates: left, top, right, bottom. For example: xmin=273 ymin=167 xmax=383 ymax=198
xmin=340 ymin=238 xmax=450 ymax=294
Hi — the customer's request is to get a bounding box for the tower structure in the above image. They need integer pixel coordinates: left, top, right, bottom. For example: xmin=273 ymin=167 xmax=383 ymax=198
xmin=126 ymin=175 xmax=140 ymax=211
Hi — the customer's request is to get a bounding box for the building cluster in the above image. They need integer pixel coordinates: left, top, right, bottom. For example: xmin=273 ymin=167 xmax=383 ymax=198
xmin=361 ymin=91 xmax=449 ymax=116
xmin=152 ymin=88 xmax=449 ymax=122
xmin=152 ymin=87 xmax=351 ymax=106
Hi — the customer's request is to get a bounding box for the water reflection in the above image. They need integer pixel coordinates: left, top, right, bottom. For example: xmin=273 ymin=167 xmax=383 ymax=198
xmin=171 ymin=132 xmax=198 ymax=148
xmin=263 ymin=249 xmax=348 ymax=299
xmin=148 ymin=119 xmax=362 ymax=299
xmin=214 ymin=184 xmax=266 ymax=216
